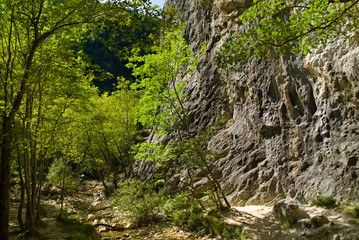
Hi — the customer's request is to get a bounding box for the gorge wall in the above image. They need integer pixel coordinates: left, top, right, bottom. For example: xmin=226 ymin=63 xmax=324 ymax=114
xmin=163 ymin=0 xmax=359 ymax=205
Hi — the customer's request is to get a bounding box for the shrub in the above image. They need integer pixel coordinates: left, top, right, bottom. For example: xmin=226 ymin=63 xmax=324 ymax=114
xmin=112 ymin=181 xmax=247 ymax=239
xmin=111 ymin=179 xmax=166 ymax=226
xmin=164 ymin=194 xmax=246 ymax=239
xmin=47 ymin=158 xmax=78 ymax=194
xmin=312 ymin=195 xmax=337 ymax=209
xmin=281 ymin=220 xmax=292 ymax=230
xmin=59 ymin=213 xmax=96 ymax=240
xmin=342 ymin=204 xmax=359 ymax=218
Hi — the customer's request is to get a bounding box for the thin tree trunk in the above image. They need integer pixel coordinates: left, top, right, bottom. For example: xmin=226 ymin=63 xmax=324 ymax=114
xmin=204 ymin=163 xmax=230 ymax=208
xmin=58 ymin=160 xmax=66 ymax=219
xmin=0 ymin=5 xmax=15 ymax=238
xmin=23 ymin=93 xmax=36 ymax=235
xmin=15 ymin=134 xmax=25 ymax=231
xmin=187 ymin=169 xmax=205 ymax=210
xmin=0 ymin=117 xmax=12 ymax=240
xmin=114 ymin=141 xmax=128 ymax=178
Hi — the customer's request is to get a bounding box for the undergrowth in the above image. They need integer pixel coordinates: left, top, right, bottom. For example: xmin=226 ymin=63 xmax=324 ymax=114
xmin=312 ymin=195 xmax=337 ymax=209
xmin=281 ymin=220 xmax=292 ymax=230
xmin=111 ymin=179 xmax=248 ymax=239
xmin=111 ymin=179 xmax=166 ymax=226
xmin=59 ymin=212 xmax=97 ymax=240
xmin=341 ymin=204 xmax=359 ymax=218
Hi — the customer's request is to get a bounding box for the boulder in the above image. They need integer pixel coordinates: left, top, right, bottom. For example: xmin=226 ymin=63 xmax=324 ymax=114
xmin=67 ymin=208 xmax=77 ymax=215
xmin=273 ymin=200 xmax=301 ymax=224
xmin=113 ymin=223 xmax=125 ymax=230
xmin=97 ymin=226 xmax=107 ymax=232
xmin=304 ymin=226 xmax=329 ymax=239
xmin=90 ymin=201 xmax=109 ymax=211
xmin=125 ymin=222 xmax=136 ymax=229
xmin=87 ymin=214 xmax=96 ymax=221
xmin=311 ymin=215 xmax=329 ymax=228
xmin=300 ymin=215 xmax=330 ymax=229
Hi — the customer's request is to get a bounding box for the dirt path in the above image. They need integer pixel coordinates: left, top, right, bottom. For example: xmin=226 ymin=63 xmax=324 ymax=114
xmin=224 ymin=204 xmax=359 ymax=240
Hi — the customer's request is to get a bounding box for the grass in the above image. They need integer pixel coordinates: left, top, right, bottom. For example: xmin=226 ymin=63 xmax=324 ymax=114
xmin=341 ymin=204 xmax=359 ymax=218
xmin=312 ymin=195 xmax=337 ymax=209
xmin=281 ymin=220 xmax=292 ymax=230
xmin=59 ymin=213 xmax=97 ymax=240
xmin=164 ymin=195 xmax=248 ymax=239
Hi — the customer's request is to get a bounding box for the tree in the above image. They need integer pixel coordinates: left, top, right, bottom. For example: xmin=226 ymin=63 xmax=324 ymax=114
xmin=216 ymin=0 xmax=359 ymax=68
xmin=69 ymin=84 xmax=138 ymax=191
xmin=129 ymin=27 xmax=197 ymax=136
xmin=0 ymin=0 xmax=106 ymax=238
xmin=130 ymin=25 xmax=230 ymax=208
xmin=7 ymin=24 xmax=97 ymax=236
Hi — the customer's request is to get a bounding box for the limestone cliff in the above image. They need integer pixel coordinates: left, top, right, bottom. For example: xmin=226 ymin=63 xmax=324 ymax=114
xmin=163 ymin=0 xmax=359 ymax=205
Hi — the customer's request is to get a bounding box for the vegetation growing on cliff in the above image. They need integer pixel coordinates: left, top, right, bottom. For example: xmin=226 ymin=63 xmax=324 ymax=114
xmin=216 ymin=0 xmax=359 ymax=68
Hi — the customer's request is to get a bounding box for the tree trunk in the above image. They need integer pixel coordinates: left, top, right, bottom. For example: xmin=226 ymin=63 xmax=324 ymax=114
xmin=204 ymin=163 xmax=230 ymax=208
xmin=23 ymin=96 xmax=36 ymax=235
xmin=58 ymin=160 xmax=66 ymax=219
xmin=0 ymin=117 xmax=12 ymax=240
xmin=15 ymin=135 xmax=25 ymax=231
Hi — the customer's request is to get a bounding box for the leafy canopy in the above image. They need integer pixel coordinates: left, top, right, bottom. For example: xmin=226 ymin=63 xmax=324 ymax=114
xmin=128 ymin=27 xmax=197 ymax=135
xmin=216 ymin=0 xmax=359 ymax=68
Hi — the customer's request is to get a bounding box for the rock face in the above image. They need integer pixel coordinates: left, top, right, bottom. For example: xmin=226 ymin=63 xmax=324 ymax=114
xmin=163 ymin=0 xmax=359 ymax=205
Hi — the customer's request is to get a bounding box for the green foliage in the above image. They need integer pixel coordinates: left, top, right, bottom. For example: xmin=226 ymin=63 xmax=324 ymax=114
xmin=111 ymin=179 xmax=166 ymax=226
xmin=163 ymin=192 xmax=192 ymax=225
xmin=341 ymin=204 xmax=359 ymax=218
xmin=170 ymin=128 xmax=219 ymax=167
xmin=70 ymin=84 xmax=138 ymax=182
xmin=82 ymin=1 xmax=163 ymax=92
xmin=163 ymin=192 xmax=246 ymax=239
xmin=59 ymin=213 xmax=97 ymax=240
xmin=128 ymin=26 xmax=197 ymax=135
xmin=312 ymin=195 xmax=337 ymax=209
xmin=47 ymin=158 xmax=78 ymax=194
xmin=167 ymin=204 xmax=245 ymax=239
xmin=112 ymin=181 xmax=245 ymax=239
xmin=281 ymin=220 xmax=292 ymax=230
xmin=134 ymin=142 xmax=166 ymax=166
xmin=216 ymin=0 xmax=359 ymax=69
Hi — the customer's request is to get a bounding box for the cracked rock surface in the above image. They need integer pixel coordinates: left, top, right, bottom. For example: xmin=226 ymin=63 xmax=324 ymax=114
xmin=163 ymin=0 xmax=359 ymax=204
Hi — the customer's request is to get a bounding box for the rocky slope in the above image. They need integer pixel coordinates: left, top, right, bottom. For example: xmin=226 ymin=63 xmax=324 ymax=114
xmin=164 ymin=0 xmax=359 ymax=205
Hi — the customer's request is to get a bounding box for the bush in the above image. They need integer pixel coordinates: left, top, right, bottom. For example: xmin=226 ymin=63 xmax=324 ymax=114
xmin=112 ymin=181 xmax=247 ymax=239
xmin=47 ymin=158 xmax=78 ymax=194
xmin=164 ymin=193 xmax=246 ymax=239
xmin=163 ymin=192 xmax=191 ymax=225
xmin=342 ymin=204 xmax=359 ymax=218
xmin=59 ymin=213 xmax=97 ymax=240
xmin=111 ymin=179 xmax=166 ymax=226
xmin=312 ymin=195 xmax=337 ymax=209
xmin=281 ymin=220 xmax=292 ymax=230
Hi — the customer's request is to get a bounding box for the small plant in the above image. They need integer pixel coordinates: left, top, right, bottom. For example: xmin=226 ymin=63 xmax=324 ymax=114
xmin=312 ymin=195 xmax=337 ymax=209
xmin=59 ymin=213 xmax=97 ymax=240
xmin=281 ymin=220 xmax=292 ymax=230
xmin=163 ymin=193 xmax=247 ymax=239
xmin=111 ymin=179 xmax=166 ymax=226
xmin=341 ymin=204 xmax=359 ymax=218
xmin=163 ymin=191 xmax=192 ymax=226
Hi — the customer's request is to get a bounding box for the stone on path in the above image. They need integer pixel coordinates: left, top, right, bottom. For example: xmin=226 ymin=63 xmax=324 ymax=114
xmin=273 ymin=200 xmax=301 ymax=224
xmin=87 ymin=214 xmax=96 ymax=221
xmin=90 ymin=201 xmax=109 ymax=211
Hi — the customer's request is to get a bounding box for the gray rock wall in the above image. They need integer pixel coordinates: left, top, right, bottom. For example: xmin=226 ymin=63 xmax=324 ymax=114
xmin=164 ymin=0 xmax=359 ymax=205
